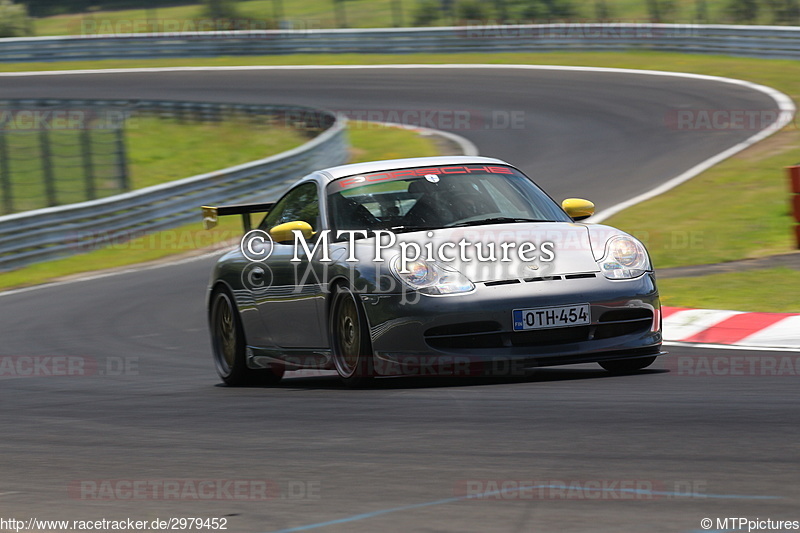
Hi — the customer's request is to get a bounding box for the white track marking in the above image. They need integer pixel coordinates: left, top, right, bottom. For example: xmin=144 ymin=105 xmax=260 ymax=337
xmin=737 ymin=315 xmax=800 ymax=349
xmin=663 ymin=308 xmax=744 ymax=341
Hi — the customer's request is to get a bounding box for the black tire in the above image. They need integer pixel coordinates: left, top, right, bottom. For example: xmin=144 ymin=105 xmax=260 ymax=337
xmin=210 ymin=288 xmax=284 ymax=386
xmin=329 ymin=285 xmax=374 ymax=387
xmin=599 ymin=356 xmax=657 ymax=374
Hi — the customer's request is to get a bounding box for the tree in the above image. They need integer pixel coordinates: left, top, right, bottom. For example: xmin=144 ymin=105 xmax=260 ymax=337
xmin=0 ymin=0 xmax=31 ymax=37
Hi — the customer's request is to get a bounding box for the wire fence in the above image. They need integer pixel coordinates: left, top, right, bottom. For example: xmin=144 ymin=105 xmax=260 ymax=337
xmin=0 ymin=99 xmax=347 ymax=271
xmin=0 ymin=101 xmax=129 ymax=215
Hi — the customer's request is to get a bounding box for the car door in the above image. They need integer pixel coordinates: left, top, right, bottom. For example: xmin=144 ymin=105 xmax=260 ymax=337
xmin=255 ymin=182 xmax=328 ymax=349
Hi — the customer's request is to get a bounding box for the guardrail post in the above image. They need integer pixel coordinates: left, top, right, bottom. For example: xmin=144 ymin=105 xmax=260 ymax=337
xmin=39 ymin=129 xmax=57 ymax=207
xmin=273 ymin=0 xmax=284 ymax=26
xmin=790 ymin=165 xmax=800 ymax=249
xmin=391 ymin=0 xmax=403 ymax=27
xmin=80 ymin=128 xmax=96 ymax=201
xmin=0 ymin=130 xmax=12 ymax=214
xmin=334 ymin=0 xmax=348 ymax=28
xmin=115 ymin=126 xmax=130 ymax=191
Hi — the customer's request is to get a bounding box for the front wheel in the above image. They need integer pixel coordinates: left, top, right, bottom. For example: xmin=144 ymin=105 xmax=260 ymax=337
xmin=330 ymin=285 xmax=374 ymax=387
xmin=210 ymin=288 xmax=284 ymax=386
xmin=599 ymin=356 xmax=657 ymax=374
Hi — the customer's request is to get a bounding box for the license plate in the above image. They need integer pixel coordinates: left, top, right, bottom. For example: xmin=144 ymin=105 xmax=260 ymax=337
xmin=513 ymin=304 xmax=590 ymax=331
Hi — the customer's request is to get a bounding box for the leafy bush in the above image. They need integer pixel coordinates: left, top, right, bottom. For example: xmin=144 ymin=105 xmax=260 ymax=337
xmin=457 ymin=0 xmax=488 ymax=21
xmin=0 ymin=0 xmax=31 ymax=37
xmin=595 ymin=0 xmax=612 ymax=21
xmin=695 ymin=0 xmax=709 ymax=22
xmin=767 ymin=0 xmax=800 ymax=24
xmin=540 ymin=0 xmax=575 ymax=18
xmin=645 ymin=0 xmax=676 ymax=21
xmin=517 ymin=0 xmax=575 ymax=20
xmin=726 ymin=0 xmax=759 ymax=22
xmin=201 ymin=0 xmax=240 ymax=19
xmin=412 ymin=0 xmax=441 ymax=26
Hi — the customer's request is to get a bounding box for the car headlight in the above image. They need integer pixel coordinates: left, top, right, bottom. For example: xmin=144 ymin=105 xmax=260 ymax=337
xmin=598 ymin=236 xmax=651 ymax=279
xmin=390 ymin=257 xmax=475 ymax=295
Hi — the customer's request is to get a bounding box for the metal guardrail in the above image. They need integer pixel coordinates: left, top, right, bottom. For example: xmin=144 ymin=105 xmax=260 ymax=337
xmin=2 ymin=24 xmax=800 ymax=61
xmin=0 ymin=100 xmax=348 ymax=271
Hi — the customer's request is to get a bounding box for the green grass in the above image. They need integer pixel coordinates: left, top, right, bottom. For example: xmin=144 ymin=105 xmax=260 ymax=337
xmin=29 ymin=0 xmax=789 ymax=37
xmin=126 ymin=117 xmax=310 ymax=189
xmin=348 ymin=123 xmax=438 ymax=163
xmin=610 ymin=129 xmax=800 ymax=269
xmin=659 ymin=268 xmax=800 ymax=312
xmin=0 ymin=123 xmax=440 ymax=290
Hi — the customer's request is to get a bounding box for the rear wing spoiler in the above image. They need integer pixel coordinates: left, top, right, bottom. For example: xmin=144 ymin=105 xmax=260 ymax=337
xmin=201 ymin=202 xmax=274 ymax=231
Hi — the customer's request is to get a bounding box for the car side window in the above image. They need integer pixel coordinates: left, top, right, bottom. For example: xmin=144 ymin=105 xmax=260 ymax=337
xmin=260 ymin=183 xmax=320 ymax=232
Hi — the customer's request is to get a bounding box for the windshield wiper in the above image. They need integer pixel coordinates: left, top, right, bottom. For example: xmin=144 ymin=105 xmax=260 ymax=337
xmin=447 ymin=217 xmax=553 ymax=228
xmin=385 ymin=225 xmax=441 ymax=234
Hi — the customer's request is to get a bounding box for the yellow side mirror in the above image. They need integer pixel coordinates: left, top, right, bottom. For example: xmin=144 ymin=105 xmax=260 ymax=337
xmin=269 ymin=221 xmax=314 ymax=244
xmin=561 ymin=198 xmax=595 ymax=221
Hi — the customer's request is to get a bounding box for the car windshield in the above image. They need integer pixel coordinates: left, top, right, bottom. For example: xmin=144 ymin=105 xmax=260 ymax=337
xmin=326 ymin=164 xmax=570 ymax=236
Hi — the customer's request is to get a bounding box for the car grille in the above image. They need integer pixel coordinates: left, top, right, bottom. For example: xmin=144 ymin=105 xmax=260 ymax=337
xmin=424 ymin=308 xmax=653 ymax=350
xmin=481 ymin=272 xmax=598 ymax=287
xmin=425 ymin=321 xmax=504 ymax=350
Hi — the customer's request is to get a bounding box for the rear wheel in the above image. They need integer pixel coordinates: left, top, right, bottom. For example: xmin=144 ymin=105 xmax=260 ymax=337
xmin=210 ymin=288 xmax=284 ymax=386
xmin=599 ymin=356 xmax=657 ymax=374
xmin=330 ymin=285 xmax=374 ymax=387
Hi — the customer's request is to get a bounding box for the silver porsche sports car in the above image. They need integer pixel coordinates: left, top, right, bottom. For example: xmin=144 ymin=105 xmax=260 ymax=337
xmin=203 ymin=156 xmax=663 ymax=387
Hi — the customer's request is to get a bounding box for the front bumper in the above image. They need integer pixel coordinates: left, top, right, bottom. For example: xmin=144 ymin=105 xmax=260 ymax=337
xmin=359 ymin=272 xmax=662 ymax=376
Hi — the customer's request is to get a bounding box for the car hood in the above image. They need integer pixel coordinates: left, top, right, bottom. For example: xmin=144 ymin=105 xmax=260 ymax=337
xmin=345 ymin=222 xmax=607 ymax=284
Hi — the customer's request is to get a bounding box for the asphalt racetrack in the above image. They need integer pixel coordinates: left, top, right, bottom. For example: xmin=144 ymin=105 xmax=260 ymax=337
xmin=0 ymin=67 xmax=797 ymax=532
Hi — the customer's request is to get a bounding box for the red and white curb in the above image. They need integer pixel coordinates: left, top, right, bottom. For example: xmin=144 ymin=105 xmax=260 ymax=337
xmin=662 ymin=307 xmax=800 ymax=350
